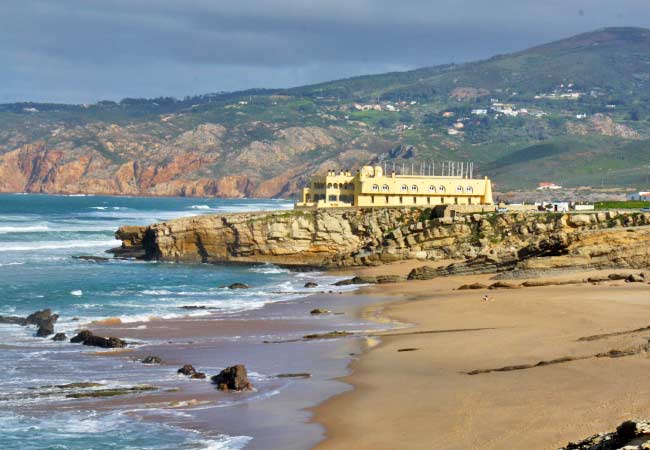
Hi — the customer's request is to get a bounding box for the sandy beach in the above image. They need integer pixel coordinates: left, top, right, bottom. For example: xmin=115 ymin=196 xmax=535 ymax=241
xmin=314 ymin=262 xmax=650 ymax=450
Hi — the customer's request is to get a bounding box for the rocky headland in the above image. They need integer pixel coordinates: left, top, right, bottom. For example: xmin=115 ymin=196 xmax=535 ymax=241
xmin=113 ymin=208 xmax=650 ymax=275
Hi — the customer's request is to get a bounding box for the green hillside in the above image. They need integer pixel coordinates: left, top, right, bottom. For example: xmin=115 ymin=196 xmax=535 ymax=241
xmin=1 ymin=27 xmax=649 ymax=197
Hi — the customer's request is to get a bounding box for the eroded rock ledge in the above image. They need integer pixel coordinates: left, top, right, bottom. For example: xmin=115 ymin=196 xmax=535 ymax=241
xmin=112 ymin=208 xmax=650 ymax=272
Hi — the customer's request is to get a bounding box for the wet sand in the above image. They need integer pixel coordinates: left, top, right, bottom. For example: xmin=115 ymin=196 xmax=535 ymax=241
xmin=313 ymin=263 xmax=650 ymax=450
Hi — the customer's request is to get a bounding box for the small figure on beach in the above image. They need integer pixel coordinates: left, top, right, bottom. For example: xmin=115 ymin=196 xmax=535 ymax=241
xmin=482 ymin=294 xmax=490 ymax=302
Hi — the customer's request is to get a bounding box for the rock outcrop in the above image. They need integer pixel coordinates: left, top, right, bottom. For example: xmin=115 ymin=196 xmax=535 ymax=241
xmin=559 ymin=420 xmax=650 ymax=449
xmin=70 ymin=330 xmax=127 ymax=348
xmin=0 ymin=309 xmax=59 ymax=337
xmin=113 ymin=209 xmax=650 ymax=275
xmin=211 ymin=365 xmax=252 ymax=391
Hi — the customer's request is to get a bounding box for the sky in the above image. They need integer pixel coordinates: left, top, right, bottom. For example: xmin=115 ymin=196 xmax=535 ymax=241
xmin=1 ymin=0 xmax=649 ymax=104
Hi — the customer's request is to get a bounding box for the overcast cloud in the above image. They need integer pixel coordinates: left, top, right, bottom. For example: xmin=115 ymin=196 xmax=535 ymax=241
xmin=1 ymin=0 xmax=649 ymax=103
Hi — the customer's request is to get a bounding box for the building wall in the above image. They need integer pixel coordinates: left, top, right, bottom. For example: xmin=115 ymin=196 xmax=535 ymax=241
xmin=297 ymin=166 xmax=493 ymax=209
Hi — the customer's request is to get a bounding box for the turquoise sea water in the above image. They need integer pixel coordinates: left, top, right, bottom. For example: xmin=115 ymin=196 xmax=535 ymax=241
xmin=0 ymin=194 xmax=355 ymax=449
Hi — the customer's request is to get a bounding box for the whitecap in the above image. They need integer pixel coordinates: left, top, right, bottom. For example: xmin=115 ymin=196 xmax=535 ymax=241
xmin=70 ymin=290 xmax=83 ymax=297
xmin=190 ymin=205 xmax=213 ymax=210
xmin=0 ymin=239 xmax=118 ymax=252
xmin=0 ymin=224 xmax=49 ymax=234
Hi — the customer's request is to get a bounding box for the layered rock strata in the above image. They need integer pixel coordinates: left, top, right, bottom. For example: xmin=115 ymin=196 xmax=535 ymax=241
xmin=113 ymin=209 xmax=650 ymax=272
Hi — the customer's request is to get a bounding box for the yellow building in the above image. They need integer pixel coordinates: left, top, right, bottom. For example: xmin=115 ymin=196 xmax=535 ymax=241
xmin=295 ymin=165 xmax=493 ymax=209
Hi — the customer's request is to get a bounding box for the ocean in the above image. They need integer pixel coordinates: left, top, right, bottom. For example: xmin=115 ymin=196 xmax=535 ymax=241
xmin=0 ymin=194 xmax=373 ymax=450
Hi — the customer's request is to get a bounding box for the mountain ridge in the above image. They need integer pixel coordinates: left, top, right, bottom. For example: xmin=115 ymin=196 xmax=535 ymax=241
xmin=1 ymin=26 xmax=649 ymax=197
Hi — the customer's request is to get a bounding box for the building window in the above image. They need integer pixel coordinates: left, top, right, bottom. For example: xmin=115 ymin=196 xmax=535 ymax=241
xmin=413 ymin=196 xmax=417 ymax=204
xmin=411 ymin=185 xmax=418 ymax=192
xmin=466 ymin=186 xmax=473 ymax=193
xmin=334 ymin=183 xmax=339 ymax=189
xmin=399 ymin=196 xmax=403 ymax=204
xmin=428 ymin=185 xmax=436 ymax=192
xmin=454 ymin=197 xmax=459 ymax=204
xmin=328 ymin=195 xmax=337 ymax=202
xmin=327 ymin=183 xmax=332 ymax=188
xmin=456 ymin=186 xmax=463 ymax=193
xmin=372 ymin=184 xmax=379 ymax=191
xmin=427 ymin=197 xmax=431 ymax=204
xmin=371 ymin=195 xmax=375 ymax=204
xmin=401 ymin=185 xmax=408 ymax=192
xmin=439 ymin=186 xmax=446 ymax=192
xmin=382 ymin=184 xmax=389 ymax=191
xmin=385 ymin=195 xmax=389 ymax=203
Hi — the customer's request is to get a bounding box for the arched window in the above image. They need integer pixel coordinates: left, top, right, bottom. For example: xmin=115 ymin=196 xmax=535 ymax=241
xmin=411 ymin=185 xmax=418 ymax=192
xmin=466 ymin=186 xmax=473 ymax=193
xmin=372 ymin=184 xmax=379 ymax=191
xmin=439 ymin=186 xmax=446 ymax=192
xmin=382 ymin=184 xmax=390 ymax=191
xmin=401 ymin=185 xmax=408 ymax=192
xmin=456 ymin=185 xmax=463 ymax=193
xmin=333 ymin=183 xmax=339 ymax=189
xmin=327 ymin=183 xmax=332 ymax=188
xmin=428 ymin=185 xmax=436 ymax=192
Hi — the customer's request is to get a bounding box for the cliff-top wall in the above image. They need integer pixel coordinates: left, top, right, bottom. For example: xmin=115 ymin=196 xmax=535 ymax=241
xmin=114 ymin=208 xmax=650 ymax=274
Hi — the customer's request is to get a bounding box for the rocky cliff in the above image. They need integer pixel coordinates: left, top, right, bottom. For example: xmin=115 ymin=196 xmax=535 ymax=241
xmin=113 ymin=209 xmax=650 ymax=272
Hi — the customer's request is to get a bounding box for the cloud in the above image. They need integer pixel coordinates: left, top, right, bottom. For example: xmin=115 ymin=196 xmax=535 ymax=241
xmin=1 ymin=0 xmax=649 ymax=102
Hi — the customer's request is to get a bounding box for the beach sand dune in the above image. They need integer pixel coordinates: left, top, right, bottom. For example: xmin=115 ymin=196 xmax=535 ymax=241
xmin=314 ymin=265 xmax=650 ymax=450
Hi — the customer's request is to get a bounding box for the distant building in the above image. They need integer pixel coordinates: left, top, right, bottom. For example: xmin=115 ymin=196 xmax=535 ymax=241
xmin=537 ymin=182 xmax=563 ymax=190
xmin=295 ymin=166 xmax=494 ymax=209
xmin=627 ymin=192 xmax=650 ymax=201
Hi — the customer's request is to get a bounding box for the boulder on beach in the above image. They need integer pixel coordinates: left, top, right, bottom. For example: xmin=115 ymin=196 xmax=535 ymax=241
xmin=142 ymin=356 xmax=162 ymax=364
xmin=626 ymin=273 xmax=645 ymax=283
xmin=70 ymin=330 xmax=127 ymax=348
xmin=488 ymin=281 xmax=522 ymax=290
xmin=559 ymin=419 xmax=650 ymax=450
xmin=458 ymin=283 xmax=488 ymax=290
xmin=211 ymin=364 xmax=252 ymax=391
xmin=228 ymin=283 xmax=249 ymax=289
xmin=52 ymin=332 xmax=67 ymax=341
xmin=310 ymin=308 xmax=331 ymax=315
xmin=304 ymin=282 xmax=318 ymax=288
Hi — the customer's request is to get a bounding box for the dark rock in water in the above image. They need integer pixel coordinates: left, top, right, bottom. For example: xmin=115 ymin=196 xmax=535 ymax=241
xmin=333 ymin=275 xmax=403 ymax=286
xmin=70 ymin=330 xmax=127 ymax=348
xmin=0 ymin=315 xmax=28 ymax=325
xmin=211 ymin=364 xmax=252 ymax=391
xmin=142 ymin=356 xmax=162 ymax=364
xmin=310 ymin=308 xmax=331 ymax=315
xmin=179 ymin=305 xmax=207 ymax=310
xmin=276 ymin=373 xmax=311 ymax=379
xmin=1 ymin=309 xmax=59 ymax=337
xmin=36 ymin=323 xmax=55 ymax=337
xmin=304 ymin=282 xmax=318 ymax=288
xmin=228 ymin=283 xmax=249 ymax=289
xmin=177 ymin=364 xmax=197 ymax=376
xmin=73 ymin=255 xmax=111 ymax=263
xmin=52 ymin=333 xmax=67 ymax=342
xmin=303 ymin=331 xmax=352 ymax=340
xmin=191 ymin=372 xmax=206 ymax=379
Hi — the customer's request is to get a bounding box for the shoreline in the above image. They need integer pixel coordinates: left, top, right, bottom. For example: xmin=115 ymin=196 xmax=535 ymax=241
xmin=77 ymin=276 xmax=395 ymax=450
xmin=312 ymin=263 xmax=650 ymax=450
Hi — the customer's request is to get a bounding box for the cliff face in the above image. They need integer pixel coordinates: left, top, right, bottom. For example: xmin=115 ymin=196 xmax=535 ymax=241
xmin=0 ymin=122 xmax=376 ymax=198
xmin=114 ymin=209 xmax=650 ymax=272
